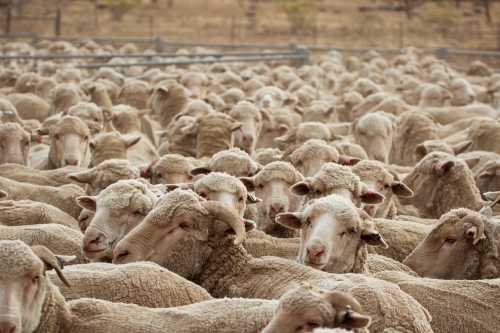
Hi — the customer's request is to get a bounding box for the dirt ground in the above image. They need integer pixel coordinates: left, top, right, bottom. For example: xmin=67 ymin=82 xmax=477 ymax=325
xmin=3 ymin=0 xmax=500 ymax=67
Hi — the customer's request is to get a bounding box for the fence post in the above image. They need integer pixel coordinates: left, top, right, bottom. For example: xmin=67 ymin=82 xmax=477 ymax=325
xmin=438 ymin=46 xmax=447 ymax=61
xmin=297 ymin=45 xmax=309 ymax=67
xmin=31 ymin=31 xmax=39 ymax=46
xmin=55 ymin=9 xmax=61 ymax=36
xmin=155 ymin=36 xmax=163 ymax=53
xmin=289 ymin=41 xmax=297 ymax=51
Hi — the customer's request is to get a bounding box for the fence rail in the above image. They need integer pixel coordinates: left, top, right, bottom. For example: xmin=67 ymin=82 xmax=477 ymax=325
xmin=1 ymin=32 xmax=500 ymax=70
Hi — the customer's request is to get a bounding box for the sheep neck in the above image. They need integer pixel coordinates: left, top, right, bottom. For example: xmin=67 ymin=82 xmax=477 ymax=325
xmin=33 ymin=282 xmax=72 ymax=333
xmin=196 ymin=235 xmax=252 ymax=296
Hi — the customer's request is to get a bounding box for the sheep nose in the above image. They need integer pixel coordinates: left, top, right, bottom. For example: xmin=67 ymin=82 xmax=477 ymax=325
xmin=83 ymin=235 xmax=101 ymax=249
xmin=243 ymin=135 xmax=253 ymax=145
xmin=307 ymin=246 xmax=324 ymax=262
xmin=191 ymin=93 xmax=198 ymax=99
xmin=64 ymin=158 xmax=78 ymax=166
xmin=262 ymin=100 xmax=270 ymax=107
xmin=270 ymin=203 xmax=284 ymax=215
xmin=113 ymin=249 xmax=130 ymax=264
xmin=0 ymin=319 xmax=17 ymax=333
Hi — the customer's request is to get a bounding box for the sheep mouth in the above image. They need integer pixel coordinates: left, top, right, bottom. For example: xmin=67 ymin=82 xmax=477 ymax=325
xmin=303 ymin=261 xmax=326 ymax=269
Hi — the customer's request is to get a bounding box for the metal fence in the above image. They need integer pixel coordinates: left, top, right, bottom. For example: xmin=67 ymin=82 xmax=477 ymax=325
xmin=1 ymin=32 xmax=500 ymax=71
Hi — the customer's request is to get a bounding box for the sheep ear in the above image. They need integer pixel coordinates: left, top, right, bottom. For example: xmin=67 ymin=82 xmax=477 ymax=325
xmin=462 ymin=157 xmax=480 ymax=170
xmin=227 ymin=219 xmax=257 ymax=235
xmin=436 ymin=160 xmax=455 ymax=175
xmin=230 ymin=122 xmax=243 ymax=132
xmin=122 ymin=135 xmax=141 ymax=148
xmin=274 ymin=128 xmax=297 ymax=144
xmin=137 ymin=109 xmax=151 ymax=118
xmin=189 ymin=164 xmax=211 ymax=176
xmin=360 ymin=186 xmax=385 ymax=205
xmin=390 ymin=181 xmax=414 ymax=198
xmin=325 ymin=106 xmax=335 ymax=117
xmin=31 ymin=245 xmax=73 ymax=287
xmin=0 ymin=190 xmax=7 ymax=199
xmin=239 ymin=177 xmax=256 ymax=192
xmin=66 ymin=170 xmax=94 ymax=184
xmin=293 ymin=105 xmax=303 ymax=115
xmin=289 ymin=179 xmax=312 ymax=196
xmin=101 ymin=107 xmax=114 ymax=122
xmin=276 ymin=212 xmax=303 ymax=229
xmin=181 ymin=122 xmax=198 ymax=136
xmin=35 ymin=126 xmax=51 ymax=136
xmin=414 ymin=144 xmax=428 ymax=160
xmin=246 ymin=193 xmax=262 ymax=204
xmin=465 ymin=225 xmax=486 ymax=245
xmin=157 ymin=86 xmax=169 ymax=95
xmin=138 ymin=164 xmax=152 ymax=178
xmin=164 ymin=182 xmax=194 ymax=192
xmin=483 ymin=191 xmax=500 ymax=202
xmin=76 ymin=196 xmax=97 ymax=212
xmin=479 ymin=205 xmax=493 ymax=219
xmin=283 ymin=97 xmax=296 ymax=106
xmin=321 ymin=291 xmax=372 ymax=329
xmin=361 ymin=227 xmax=388 ymax=248
xmin=451 ymin=140 xmax=473 ymax=155
xmin=338 ymin=155 xmax=360 ymax=166
xmin=337 ymin=308 xmax=372 ymax=329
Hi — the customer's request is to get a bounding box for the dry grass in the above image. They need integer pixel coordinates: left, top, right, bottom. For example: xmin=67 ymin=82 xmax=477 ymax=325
xmin=3 ymin=0 xmax=500 ymax=67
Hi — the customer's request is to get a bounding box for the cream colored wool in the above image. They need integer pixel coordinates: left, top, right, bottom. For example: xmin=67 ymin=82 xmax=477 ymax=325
xmin=0 ymin=200 xmax=79 ymax=230
xmin=67 ymin=102 xmax=107 ymax=129
xmin=255 ymin=161 xmax=303 ymax=185
xmin=117 ymin=79 xmax=150 ymax=110
xmin=0 ymin=164 xmax=85 ymax=188
xmin=375 ymin=271 xmax=500 ymax=333
xmin=88 ymin=131 xmax=134 ymax=166
xmin=330 ymin=141 xmax=369 ymax=161
xmin=253 ymin=148 xmax=282 ymax=166
xmin=163 ymin=115 xmax=197 ymax=157
xmin=474 ymin=159 xmax=500 ymax=196
xmin=242 ymin=230 xmax=300 ymax=260
xmin=316 ymin=163 xmax=362 ymax=195
xmin=466 ymin=121 xmax=500 ymax=155
xmin=0 ymin=224 xmax=86 ymax=264
xmin=5 ymin=93 xmax=50 ymax=122
xmin=0 ymin=176 xmax=84 ymax=219
xmin=458 ymin=150 xmax=500 ymax=176
xmin=67 ymin=158 xmax=140 ymax=195
xmin=0 ymin=122 xmax=30 ymax=165
xmin=366 ymin=254 xmax=417 ymax=276
xmin=147 ymin=79 xmax=189 ymax=128
xmin=47 ymin=262 xmax=213 ymax=307
xmin=389 ymin=110 xmax=439 ymax=166
xmin=87 ymin=82 xmax=113 ymax=108
xmin=208 ymin=148 xmax=260 ymax=177
xmin=150 ymin=154 xmax=196 ymax=184
xmin=194 ymin=171 xmax=247 ymax=194
xmin=114 ymin=190 xmax=433 ymax=333
xmin=368 ymin=218 xmax=429 ymax=262
xmin=47 ymin=84 xmax=85 ymax=116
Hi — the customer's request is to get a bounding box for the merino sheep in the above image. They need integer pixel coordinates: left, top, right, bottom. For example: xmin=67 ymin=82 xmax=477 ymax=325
xmin=414 ymin=139 xmax=473 ymax=162
xmin=423 ymin=104 xmax=499 ymax=125
xmin=88 ymin=131 xmax=141 ymax=166
xmin=117 ymin=79 xmax=151 ymax=110
xmin=449 ymin=77 xmax=476 ymax=106
xmin=0 ymin=164 xmax=84 ymax=188
xmin=403 ymin=206 xmax=500 ymax=279
xmin=464 ymin=120 xmax=500 ymax=155
xmin=400 ymin=152 xmax=500 ymax=218
xmin=4 ymin=93 xmax=50 ymax=122
xmin=0 ymin=122 xmax=31 ymax=166
xmin=349 ymin=92 xmax=388 ymax=120
xmin=13 ymin=72 xmax=40 ymax=94
xmin=253 ymin=86 xmax=295 ymax=109
xmin=190 ymin=147 xmax=261 ymax=178
xmin=160 ymin=115 xmax=197 ymax=157
xmin=417 ymin=84 xmax=452 ymax=107
xmin=253 ymin=148 xmax=283 ymax=166
xmin=112 ymin=189 xmax=433 ymax=333
xmin=146 ymin=154 xmax=198 ymax=184
xmin=47 ymin=84 xmax=87 ymax=116
xmin=275 ymin=122 xmax=333 ymax=146
xmin=352 ymin=113 xmax=393 ymax=163
xmin=148 ymin=79 xmax=189 ymax=128
xmin=227 ymin=101 xmax=264 ymax=156
xmin=66 ymin=102 xmax=113 ymax=132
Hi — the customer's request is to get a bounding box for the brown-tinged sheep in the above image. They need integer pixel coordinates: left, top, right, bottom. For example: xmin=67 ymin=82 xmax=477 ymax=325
xmin=351 ymin=78 xmax=383 ymax=98
xmin=0 ymin=67 xmax=21 ymax=88
xmin=117 ymin=79 xmax=151 ymax=110
xmin=457 ymin=150 xmax=500 ymax=176
xmin=437 ymin=116 xmax=491 ymax=139
xmin=467 ymin=60 xmax=495 ymax=77
xmin=253 ymin=148 xmax=283 ymax=166
xmin=474 ymin=159 xmax=500 ymax=197
xmin=227 ymin=101 xmax=265 ymax=156
xmin=464 ymin=120 xmax=500 ymax=154
xmin=4 ymin=93 xmax=50 ymax=123
xmin=0 ymin=164 xmax=84 ymax=188
xmin=93 ymin=67 xmax=125 ymax=87
xmin=148 ymin=79 xmax=189 ymax=128
xmin=180 ymin=71 xmax=208 ymax=98
xmin=0 ymin=176 xmax=83 ymax=219
xmin=389 ymin=110 xmax=439 ymax=166
xmin=113 ymin=189 xmax=433 ymax=333
xmin=0 ymin=122 xmax=31 ymax=166
xmin=414 ymin=139 xmax=473 ymax=162
xmin=76 ymin=179 xmax=161 ymax=262
xmin=0 ymin=225 xmax=86 ymax=264
xmin=275 ymin=122 xmax=333 ymax=146
xmin=13 ymin=72 xmax=41 ymax=94
xmin=159 ymin=115 xmax=197 ymax=157
xmin=290 ymin=162 xmax=384 ymax=209
xmin=190 ymin=147 xmax=261 ymax=178
xmin=34 ymin=77 xmax=57 ymax=100
xmin=403 ymin=206 xmax=500 ymax=279
xmin=352 ymin=113 xmax=393 ymax=163
xmin=417 ymin=84 xmax=452 ymax=107
xmin=88 ymin=131 xmax=141 ymax=166
xmin=178 ymin=99 xmax=214 ymax=119
xmin=145 ymin=154 xmax=198 ymax=185
xmin=352 ymin=160 xmax=413 ymax=219
xmin=281 ymin=139 xmax=360 ymax=178
xmin=67 ymin=159 xmax=140 ymax=196
xmin=181 ymin=112 xmax=243 ymax=160
xmin=400 ymin=152 xmax=500 ymax=218
xmin=47 ymin=84 xmax=87 ymax=116
xmin=86 ymin=81 xmax=113 ymax=108
xmin=375 ymin=270 xmax=500 ymax=333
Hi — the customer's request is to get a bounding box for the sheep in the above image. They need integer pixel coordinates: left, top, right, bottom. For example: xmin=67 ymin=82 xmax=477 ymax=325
xmin=389 ymin=110 xmax=439 ymax=166
xmin=375 ymin=270 xmax=500 ymax=333
xmin=0 ymin=67 xmax=21 ymax=88
xmin=148 ymin=79 xmax=189 ymax=128
xmin=145 ymin=154 xmax=198 ymax=185
xmin=276 ymin=195 xmax=416 ymax=277
xmin=403 ymin=206 xmax=500 ymax=279
xmin=66 ymin=101 xmax=113 ymax=132
xmin=66 ymin=159 xmax=140 ymax=195
xmin=423 ymin=104 xmax=499 ymax=125
xmin=180 ymin=71 xmax=208 ymax=98
xmin=449 ymin=77 xmax=476 ymax=106
xmin=280 ymin=139 xmax=360 ymax=177
xmin=0 ymin=225 xmax=86 ymax=264
xmin=464 ymin=120 xmax=500 ymax=155
xmin=257 ymin=107 xmax=294 ymax=150
xmin=350 ymin=78 xmax=383 ymax=97
xmin=299 ymin=101 xmax=339 ymax=124
xmin=159 ymin=115 xmax=197 ymax=157
xmin=467 ymin=60 xmax=495 ymax=77
xmin=351 ymin=160 xmax=413 ymax=219
xmin=93 ymin=67 xmax=125 ymax=86
xmin=0 ymin=176 xmax=83 ymax=219
xmin=54 ymin=67 xmax=83 ymax=84
xmin=352 ymin=113 xmax=393 ymax=163
xmin=180 ymin=112 xmax=243 ymax=161
xmin=227 ymin=101 xmax=264 ymax=156
xmin=0 ymin=164 xmax=84 ymax=188
xmin=330 ymin=141 xmax=369 ymax=161
xmin=33 ymin=115 xmax=92 ymax=170
xmin=13 ymin=72 xmax=40 ymax=94
xmin=289 ymin=163 xmax=384 ymax=210
xmin=337 ymin=91 xmax=364 ymax=122
xmin=0 ymin=122 xmax=31 ymax=166
xmin=458 ymin=150 xmax=500 ymax=176
xmin=0 ymin=198 xmax=78 ymax=230
xmin=417 ymin=84 xmax=452 ymax=107
xmin=0 ymin=242 xmax=368 ymax=333
xmin=112 ymin=189 xmax=434 ymax=333
xmin=363 ymin=96 xmax=412 ymax=118
xmin=349 ymin=92 xmax=388 ymax=121
xmin=473 ymin=159 xmax=500 ymax=197
xmin=76 ymin=178 xmax=162 ymax=262
xmin=112 ymin=105 xmax=159 ymax=164
xmin=219 ymin=87 xmax=246 ymax=104
xmin=4 ymin=93 xmax=50 ymax=123
xmin=117 ymin=79 xmax=151 ymax=110
xmin=240 ymin=161 xmax=304 ymax=238
xmin=275 ymin=122 xmax=333 ymax=146
xmin=179 ymin=99 xmax=214 ymax=119
xmin=253 ymin=85 xmax=295 ymax=109
xmin=34 ymin=77 xmax=57 ymax=100
xmin=400 ymin=152 xmax=500 ymax=218
xmin=414 ymin=139 xmax=473 ymax=162
xmin=86 ymin=81 xmax=113 ymax=108
xmin=88 ymin=131 xmax=141 ymax=166
xmin=47 ymin=84 xmax=87 ymax=115
xmin=190 ymin=147 xmax=261 ymax=178
xmin=253 ymin=148 xmax=283 ymax=166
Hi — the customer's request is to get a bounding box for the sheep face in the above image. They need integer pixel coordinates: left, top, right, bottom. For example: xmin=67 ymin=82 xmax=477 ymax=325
xmin=77 ymin=180 xmax=157 ymax=262
xmin=229 ymin=102 xmax=263 ymax=155
xmin=254 ymin=86 xmax=291 ymax=109
xmin=475 ymin=160 xmax=500 ymax=198
xmin=0 ymin=123 xmax=30 ymax=166
xmin=417 ymin=84 xmax=452 ymax=108
xmin=113 ymin=190 xmax=251 ymax=279
xmin=67 ymin=102 xmax=107 ymax=130
xmin=48 ymin=116 xmax=91 ymax=168
xmin=94 ymin=67 xmax=125 ymax=87
xmin=261 ymin=283 xmax=371 ymax=333
xmin=0 ymin=241 xmax=73 ymax=333
xmin=277 ymin=196 xmax=387 ymax=273
xmin=353 ymin=114 xmax=393 ymax=163
xmin=349 ymin=92 xmax=387 ymax=120
xmin=403 ymin=209 xmax=488 ymax=279
xmin=449 ymin=78 xmax=476 ymax=106
xmin=151 ymin=157 xmax=193 ymax=185
xmin=89 ymin=132 xmax=140 ymax=166
xmin=180 ymin=72 xmax=208 ymax=98
xmin=78 ymin=209 xmax=94 ymax=233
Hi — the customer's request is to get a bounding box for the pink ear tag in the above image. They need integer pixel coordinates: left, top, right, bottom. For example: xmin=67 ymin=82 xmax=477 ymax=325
xmin=114 ymin=112 xmax=120 ymax=118
xmin=345 ymin=156 xmax=351 ymax=165
xmin=242 ymin=219 xmax=247 ymax=225
xmin=366 ymin=189 xmax=373 ymax=196
xmin=139 ymin=166 xmax=148 ymax=175
xmin=36 ymin=135 xmax=42 ymax=143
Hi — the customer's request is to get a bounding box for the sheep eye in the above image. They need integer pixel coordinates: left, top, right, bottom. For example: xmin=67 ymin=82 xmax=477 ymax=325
xmin=297 ymin=160 xmax=303 ymax=166
xmin=349 ymin=228 xmax=356 ymax=233
xmin=445 ymin=237 xmax=456 ymax=244
xmin=199 ymin=193 xmax=208 ymax=200
xmin=315 ymin=190 xmax=322 ymax=195
xmin=308 ymin=322 xmax=319 ymax=328
xmin=341 ymin=231 xmax=347 ymax=236
xmin=32 ymin=275 xmax=39 ymax=284
xmin=384 ymin=184 xmax=390 ymax=188
xmin=238 ymin=196 xmax=245 ymax=202
xmin=54 ymin=134 xmax=59 ymax=140
xmin=133 ymin=210 xmax=142 ymax=215
xmin=155 ymin=174 xmax=162 ymax=178
xmin=94 ymin=117 xmax=99 ymax=122
xmin=266 ymin=128 xmax=274 ymax=133
xmin=306 ymin=218 xmax=312 ymax=227
xmin=179 ymin=223 xmax=189 ymax=229
xmin=84 ymin=136 xmax=89 ymax=141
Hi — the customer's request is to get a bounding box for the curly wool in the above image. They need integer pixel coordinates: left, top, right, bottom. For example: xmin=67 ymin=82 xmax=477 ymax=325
xmin=98 ymin=179 xmax=158 ymax=212
xmin=0 ymin=240 xmax=40 ymax=278
xmin=0 ymin=122 xmax=27 ymax=142
xmin=255 ymin=161 xmax=303 ymax=185
xmin=210 ymin=148 xmax=259 ymax=176
xmin=194 ymin=172 xmax=247 ymax=194
xmin=153 ymin=154 xmax=195 ymax=174
xmin=228 ymin=101 xmax=261 ymax=119
xmin=67 ymin=102 xmax=102 ymax=121
xmin=149 ymin=188 xmax=208 ymax=226
xmin=293 ymin=139 xmax=340 ymax=161
xmin=304 ymin=195 xmax=358 ymax=222
xmin=316 ymin=163 xmax=362 ymax=193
